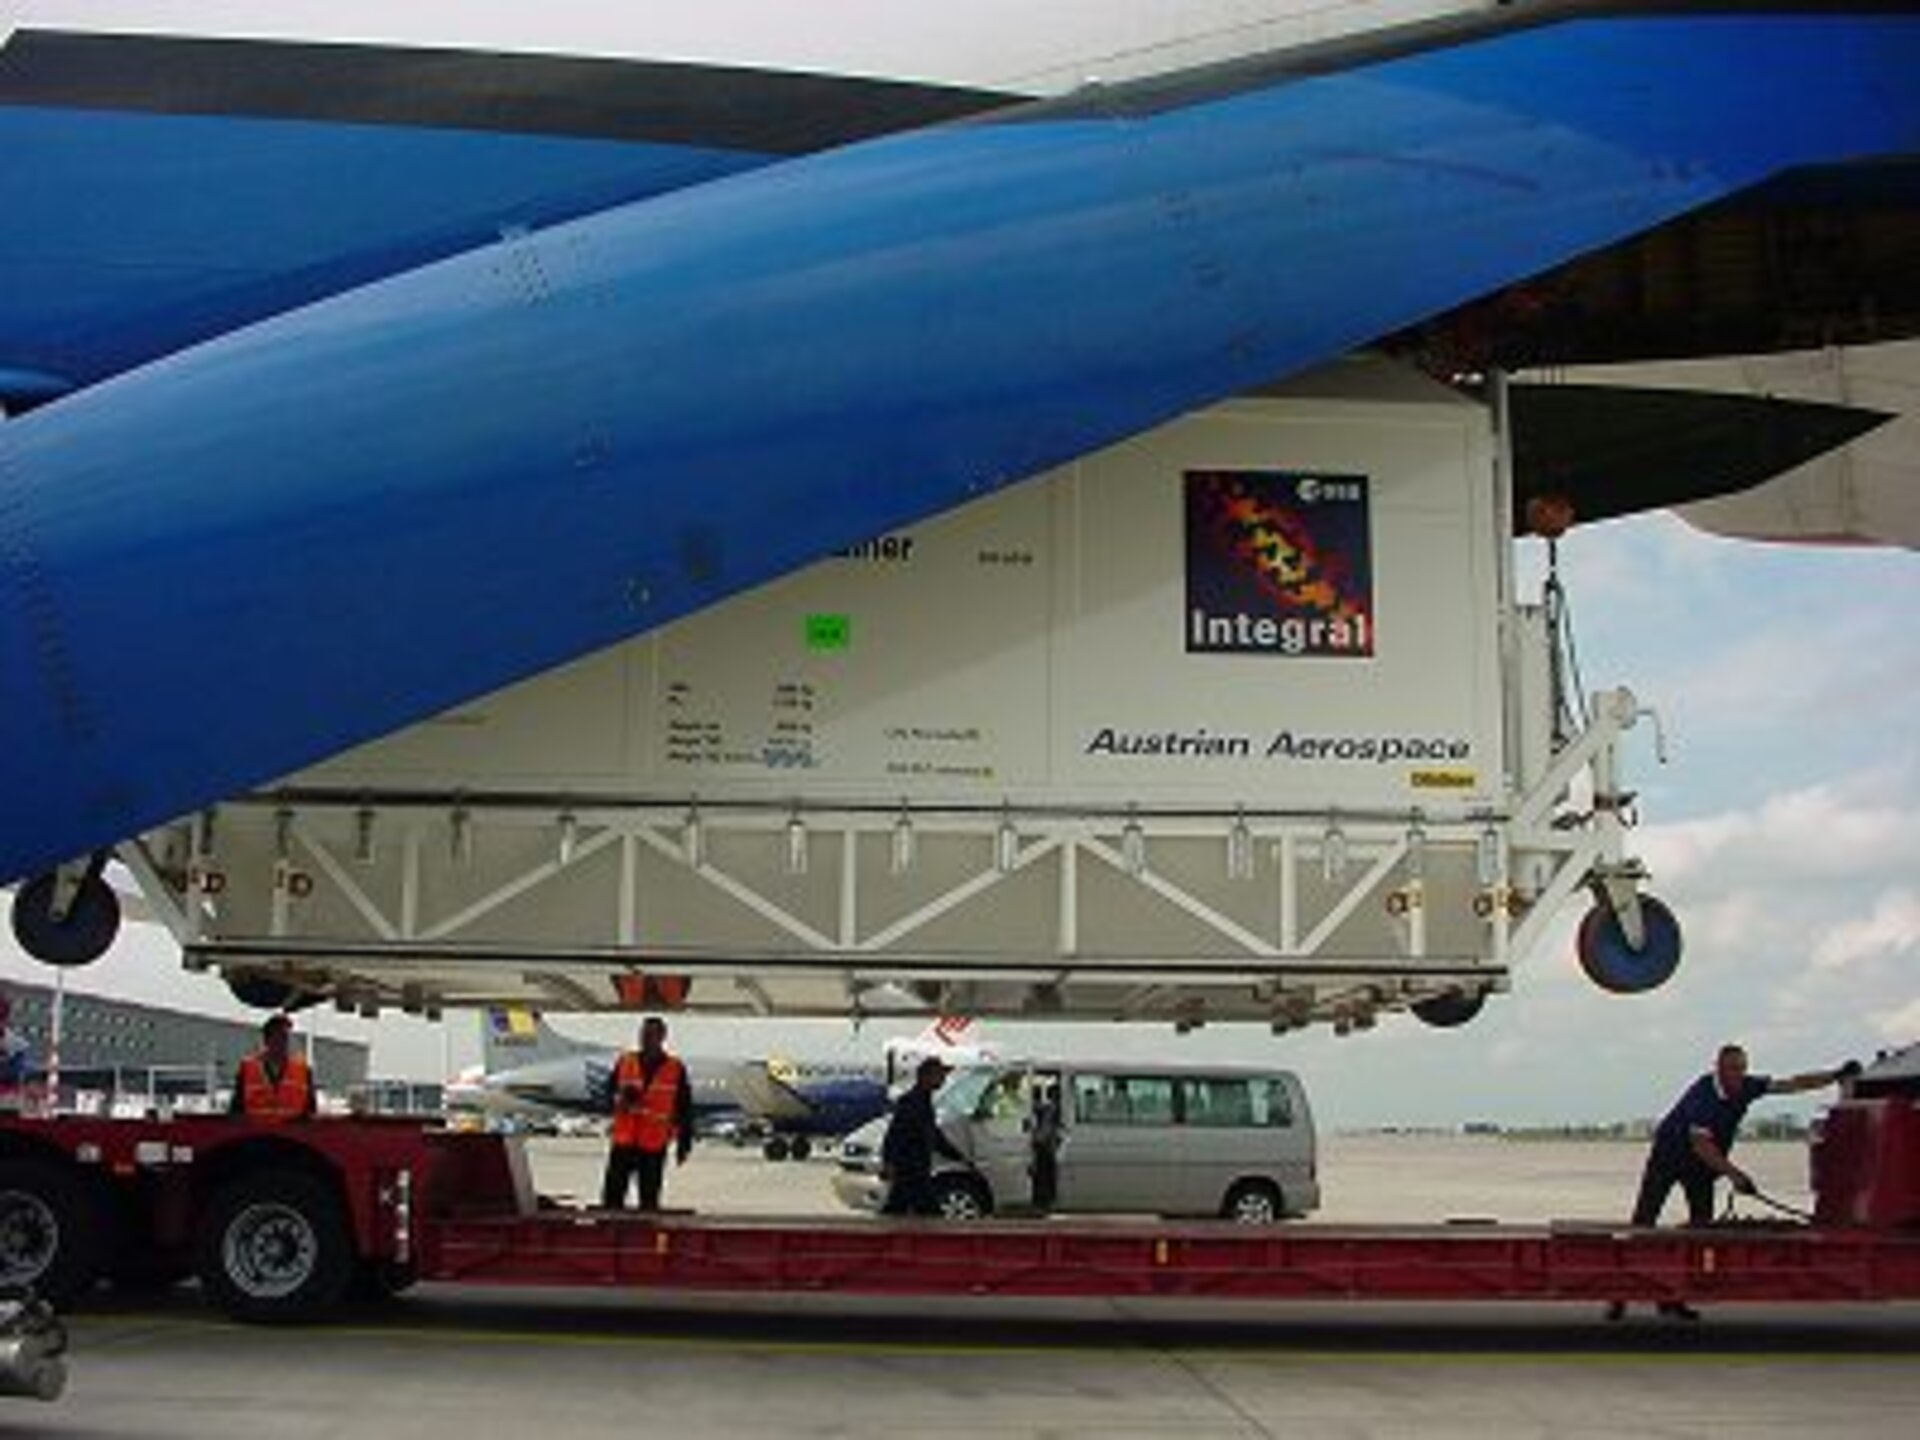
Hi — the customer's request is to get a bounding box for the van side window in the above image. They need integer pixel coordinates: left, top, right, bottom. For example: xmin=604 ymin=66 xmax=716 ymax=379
xmin=1255 ymin=1078 xmax=1294 ymax=1128
xmin=977 ymin=1072 xmax=1028 ymax=1122
xmin=1183 ymin=1077 xmax=1255 ymax=1128
xmin=1073 ymin=1073 xmax=1175 ymax=1126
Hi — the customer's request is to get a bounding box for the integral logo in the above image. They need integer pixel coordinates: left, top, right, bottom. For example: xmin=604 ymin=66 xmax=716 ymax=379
xmin=1185 ymin=470 xmax=1373 ymax=658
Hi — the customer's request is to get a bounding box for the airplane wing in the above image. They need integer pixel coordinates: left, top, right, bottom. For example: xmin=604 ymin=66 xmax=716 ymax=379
xmin=6 ymin=5 xmax=1920 ymax=882
xmin=1540 ymin=342 xmax=1920 ymax=549
xmin=0 ymin=28 xmax=1009 ymax=407
xmin=1508 ymin=384 xmax=1894 ymax=532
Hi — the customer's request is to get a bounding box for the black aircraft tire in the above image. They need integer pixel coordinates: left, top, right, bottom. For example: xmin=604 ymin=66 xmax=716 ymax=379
xmin=0 ymin=1157 xmax=109 ymax=1305
xmin=196 ymin=1170 xmax=354 ymax=1323
xmin=9 ymin=872 xmax=120 ymax=967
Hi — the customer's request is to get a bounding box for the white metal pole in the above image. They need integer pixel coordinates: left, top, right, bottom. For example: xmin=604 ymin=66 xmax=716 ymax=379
xmin=47 ymin=970 xmax=64 ymax=1113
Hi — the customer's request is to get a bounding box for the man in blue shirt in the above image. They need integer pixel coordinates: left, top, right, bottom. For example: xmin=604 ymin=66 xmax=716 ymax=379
xmin=1611 ymin=1043 xmax=1857 ymax=1320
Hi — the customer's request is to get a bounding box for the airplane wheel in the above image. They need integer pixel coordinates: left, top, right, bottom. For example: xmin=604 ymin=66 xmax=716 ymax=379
xmin=9 ymin=870 xmax=119 ymax=967
xmin=762 ymin=1136 xmax=791 ymax=1162
xmin=789 ymin=1137 xmax=812 ymax=1162
xmin=1577 ymin=894 xmax=1683 ymax=995
xmin=1411 ymin=990 xmax=1487 ymax=1029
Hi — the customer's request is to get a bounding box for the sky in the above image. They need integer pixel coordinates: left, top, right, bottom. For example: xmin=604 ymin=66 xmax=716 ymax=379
xmin=3 ymin=511 xmax=1916 ymax=1127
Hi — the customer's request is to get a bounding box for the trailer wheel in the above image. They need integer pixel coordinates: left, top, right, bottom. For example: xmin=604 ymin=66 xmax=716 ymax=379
xmin=0 ymin=1158 xmax=107 ymax=1304
xmin=1222 ymin=1180 xmax=1284 ymax=1225
xmin=1577 ymin=894 xmax=1683 ymax=995
xmin=930 ymin=1173 xmax=992 ymax=1221
xmin=197 ymin=1171 xmax=353 ymax=1322
xmin=9 ymin=870 xmax=120 ymax=967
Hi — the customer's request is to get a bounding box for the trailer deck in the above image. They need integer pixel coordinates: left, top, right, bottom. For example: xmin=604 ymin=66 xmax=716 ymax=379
xmin=2 ymin=1103 xmax=1918 ymax=1327
xmin=423 ymin=1211 xmax=1920 ymax=1307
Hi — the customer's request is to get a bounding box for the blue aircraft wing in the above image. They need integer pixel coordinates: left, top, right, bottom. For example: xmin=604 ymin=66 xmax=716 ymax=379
xmin=0 ymin=30 xmax=1010 ymax=405
xmin=5 ymin=5 xmax=1920 ymax=882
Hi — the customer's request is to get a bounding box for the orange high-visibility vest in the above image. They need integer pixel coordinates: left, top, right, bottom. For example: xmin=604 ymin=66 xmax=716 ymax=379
xmin=610 ymin=1052 xmax=684 ymax=1152
xmin=237 ymin=1052 xmax=313 ymax=1120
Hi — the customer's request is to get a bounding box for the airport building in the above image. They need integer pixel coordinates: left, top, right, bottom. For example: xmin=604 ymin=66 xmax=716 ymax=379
xmin=0 ymin=979 xmax=368 ymax=1104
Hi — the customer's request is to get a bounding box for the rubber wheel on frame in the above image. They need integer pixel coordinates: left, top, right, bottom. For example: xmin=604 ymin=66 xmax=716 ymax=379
xmin=9 ymin=871 xmax=120 ymax=967
xmin=0 ymin=1157 xmax=109 ymax=1305
xmin=195 ymin=1170 xmax=353 ymax=1323
xmin=1411 ymin=990 xmax=1487 ymax=1029
xmin=1577 ymin=894 xmax=1683 ymax=995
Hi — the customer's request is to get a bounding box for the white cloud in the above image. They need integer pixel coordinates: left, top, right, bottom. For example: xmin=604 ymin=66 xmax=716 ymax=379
xmin=1638 ymin=769 xmax=1920 ymax=890
xmin=1875 ymin=997 xmax=1920 ymax=1043
xmin=1813 ymin=889 xmax=1920 ymax=972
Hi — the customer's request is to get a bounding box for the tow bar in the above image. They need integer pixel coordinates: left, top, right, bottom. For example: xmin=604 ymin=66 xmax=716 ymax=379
xmin=0 ymin=1292 xmax=67 ymax=1402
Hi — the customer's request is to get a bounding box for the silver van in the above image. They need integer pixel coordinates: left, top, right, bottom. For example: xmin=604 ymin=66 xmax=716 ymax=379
xmin=833 ymin=1061 xmax=1319 ymax=1222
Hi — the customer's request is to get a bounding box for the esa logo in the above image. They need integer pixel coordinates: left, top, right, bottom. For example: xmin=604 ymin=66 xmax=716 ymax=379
xmin=1296 ymin=476 xmax=1362 ymax=504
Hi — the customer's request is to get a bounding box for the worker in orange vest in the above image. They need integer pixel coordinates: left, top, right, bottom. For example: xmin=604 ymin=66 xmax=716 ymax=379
xmin=601 ymin=1015 xmax=693 ymax=1211
xmin=229 ymin=1013 xmax=316 ymax=1120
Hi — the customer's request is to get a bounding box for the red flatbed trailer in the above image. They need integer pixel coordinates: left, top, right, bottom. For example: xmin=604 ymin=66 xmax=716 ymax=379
xmin=0 ymin=1092 xmax=1916 ymax=1322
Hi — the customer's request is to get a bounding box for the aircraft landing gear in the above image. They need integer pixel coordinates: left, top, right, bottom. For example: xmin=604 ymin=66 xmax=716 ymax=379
xmin=762 ymin=1135 xmax=791 ymax=1162
xmin=9 ymin=855 xmax=119 ymax=966
xmin=1577 ymin=891 xmax=1683 ymax=995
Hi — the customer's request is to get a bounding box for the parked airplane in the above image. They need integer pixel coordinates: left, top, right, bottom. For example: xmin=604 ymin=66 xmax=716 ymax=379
xmin=6 ymin=2 xmax=1920 ymax=1014
xmin=446 ymin=1010 xmax=989 ymax=1158
xmin=443 ymin=1007 xmax=740 ymax=1127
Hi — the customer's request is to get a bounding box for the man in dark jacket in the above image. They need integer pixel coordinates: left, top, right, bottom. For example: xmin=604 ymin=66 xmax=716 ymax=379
xmin=1609 ymin=1042 xmax=1857 ymax=1320
xmin=880 ymin=1056 xmax=967 ymax=1216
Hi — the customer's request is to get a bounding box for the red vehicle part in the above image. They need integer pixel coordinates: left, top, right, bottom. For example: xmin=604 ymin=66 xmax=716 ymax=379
xmin=1813 ymin=1096 xmax=1920 ymax=1230
xmin=1 ymin=1103 xmax=1917 ymax=1323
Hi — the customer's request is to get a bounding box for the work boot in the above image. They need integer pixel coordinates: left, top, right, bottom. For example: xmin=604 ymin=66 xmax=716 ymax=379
xmin=1656 ymin=1301 xmax=1702 ymax=1322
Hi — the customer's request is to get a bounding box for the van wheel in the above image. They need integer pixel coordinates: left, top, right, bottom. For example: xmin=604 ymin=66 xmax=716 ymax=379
xmin=0 ymin=1158 xmax=108 ymax=1304
xmin=1222 ymin=1180 xmax=1284 ymax=1225
xmin=931 ymin=1174 xmax=992 ymax=1221
xmin=196 ymin=1170 xmax=353 ymax=1323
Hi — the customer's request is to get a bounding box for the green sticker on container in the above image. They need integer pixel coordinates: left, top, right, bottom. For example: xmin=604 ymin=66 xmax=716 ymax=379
xmin=806 ymin=613 xmax=851 ymax=651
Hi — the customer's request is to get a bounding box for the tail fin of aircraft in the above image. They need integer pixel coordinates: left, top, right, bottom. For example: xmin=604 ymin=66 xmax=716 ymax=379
xmin=883 ymin=1016 xmax=992 ymax=1086
xmin=479 ymin=1007 xmax=596 ymax=1071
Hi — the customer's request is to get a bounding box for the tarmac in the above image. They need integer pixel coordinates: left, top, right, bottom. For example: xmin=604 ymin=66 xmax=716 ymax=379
xmin=12 ymin=1136 xmax=1919 ymax=1439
